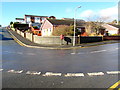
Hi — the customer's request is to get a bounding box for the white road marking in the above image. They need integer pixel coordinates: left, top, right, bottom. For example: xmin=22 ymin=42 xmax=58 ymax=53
xmin=26 ymin=53 xmax=35 ymax=55
xmin=115 ymin=48 xmax=119 ymax=50
xmin=8 ymin=70 xmax=23 ymax=73
xmin=26 ymin=71 xmax=41 ymax=75
xmin=17 ymin=52 xmax=23 ymax=54
xmin=90 ymin=50 xmax=107 ymax=53
xmin=52 ymin=83 xmax=55 ymax=85
xmin=4 ymin=51 xmax=9 ymax=53
xmin=5 ymin=68 xmax=120 ymax=77
xmin=4 ymin=51 xmax=14 ymax=53
xmin=106 ymin=71 xmax=120 ymax=74
xmin=0 ymin=69 xmax=3 ymax=71
xmin=71 ymin=50 xmax=108 ymax=55
xmin=61 ymin=81 xmax=64 ymax=84
xmin=77 ymin=53 xmax=84 ymax=54
xmin=87 ymin=72 xmax=104 ymax=76
xmin=64 ymin=73 xmax=84 ymax=77
xmin=71 ymin=53 xmax=76 ymax=55
xmin=43 ymin=72 xmax=62 ymax=76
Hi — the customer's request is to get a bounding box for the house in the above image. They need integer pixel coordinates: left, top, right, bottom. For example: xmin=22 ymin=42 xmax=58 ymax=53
xmin=109 ymin=24 xmax=120 ymax=34
xmin=14 ymin=15 xmax=58 ymax=35
xmin=40 ymin=19 xmax=86 ymax=36
xmin=24 ymin=15 xmax=58 ymax=35
xmin=23 ymin=15 xmax=49 ymax=35
xmin=24 ymin=14 xmax=48 ymax=24
xmin=15 ymin=18 xmax=25 ymax=23
xmin=102 ymin=24 xmax=120 ymax=35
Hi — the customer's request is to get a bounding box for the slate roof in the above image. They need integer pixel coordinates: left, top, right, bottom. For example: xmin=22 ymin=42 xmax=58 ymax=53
xmin=109 ymin=24 xmax=120 ymax=29
xmin=25 ymin=14 xmax=48 ymax=18
xmin=16 ymin=18 xmax=24 ymax=20
xmin=47 ymin=19 xmax=86 ymax=26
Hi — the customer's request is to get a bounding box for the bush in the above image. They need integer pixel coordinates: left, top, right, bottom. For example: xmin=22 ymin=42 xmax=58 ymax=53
xmin=33 ymin=26 xmax=39 ymax=29
xmin=10 ymin=22 xmax=13 ymax=25
xmin=52 ymin=25 xmax=74 ymax=36
xmin=14 ymin=22 xmax=20 ymax=24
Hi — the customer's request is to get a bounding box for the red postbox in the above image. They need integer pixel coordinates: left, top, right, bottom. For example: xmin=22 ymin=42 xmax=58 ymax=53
xmin=60 ymin=34 xmax=64 ymax=40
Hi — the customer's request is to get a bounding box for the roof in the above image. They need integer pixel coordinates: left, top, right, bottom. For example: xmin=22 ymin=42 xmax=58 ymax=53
xmin=109 ymin=24 xmax=120 ymax=29
xmin=25 ymin=14 xmax=48 ymax=18
xmin=99 ymin=26 xmax=106 ymax=29
xmin=47 ymin=19 xmax=86 ymax=26
xmin=62 ymin=18 xmax=74 ymax=20
xmin=16 ymin=18 xmax=24 ymax=20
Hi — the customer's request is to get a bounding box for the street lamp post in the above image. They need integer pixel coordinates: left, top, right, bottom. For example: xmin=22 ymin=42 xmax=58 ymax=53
xmin=73 ymin=6 xmax=81 ymax=46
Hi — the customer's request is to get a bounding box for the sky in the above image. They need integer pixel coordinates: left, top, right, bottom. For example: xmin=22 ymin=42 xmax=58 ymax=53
xmin=1 ymin=1 xmax=119 ymax=26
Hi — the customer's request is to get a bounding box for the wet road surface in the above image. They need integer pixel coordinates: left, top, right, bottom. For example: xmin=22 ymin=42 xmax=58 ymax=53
xmin=1 ymin=28 xmax=119 ymax=88
xmin=2 ymin=72 xmax=119 ymax=88
xmin=2 ymin=28 xmax=119 ymax=73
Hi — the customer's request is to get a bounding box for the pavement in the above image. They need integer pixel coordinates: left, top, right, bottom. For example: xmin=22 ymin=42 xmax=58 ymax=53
xmin=7 ymin=29 xmax=119 ymax=49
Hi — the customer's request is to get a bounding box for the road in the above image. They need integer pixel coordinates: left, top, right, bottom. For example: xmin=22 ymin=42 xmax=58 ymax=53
xmin=1 ymin=28 xmax=119 ymax=89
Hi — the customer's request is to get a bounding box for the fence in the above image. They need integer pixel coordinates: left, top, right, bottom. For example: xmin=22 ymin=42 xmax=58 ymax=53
xmin=103 ymin=36 xmax=120 ymax=40
xmin=80 ymin=36 xmax=103 ymax=43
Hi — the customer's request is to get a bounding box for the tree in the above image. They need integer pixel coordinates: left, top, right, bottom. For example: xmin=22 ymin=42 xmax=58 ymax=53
xmin=112 ymin=20 xmax=117 ymax=24
xmin=85 ymin=16 xmax=110 ymax=36
xmin=49 ymin=16 xmax=56 ymax=19
xmin=52 ymin=25 xmax=81 ymax=36
xmin=10 ymin=21 xmax=13 ymax=25
xmin=118 ymin=21 xmax=120 ymax=25
xmin=109 ymin=20 xmax=117 ymax=24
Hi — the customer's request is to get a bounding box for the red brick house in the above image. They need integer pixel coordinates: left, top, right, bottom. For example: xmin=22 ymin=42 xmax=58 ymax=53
xmin=40 ymin=19 xmax=86 ymax=36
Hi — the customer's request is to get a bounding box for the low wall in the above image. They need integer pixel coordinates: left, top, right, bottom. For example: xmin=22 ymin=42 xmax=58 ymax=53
xmin=11 ymin=28 xmax=15 ymax=31
xmin=16 ymin=29 xmax=25 ymax=37
xmin=80 ymin=36 xmax=103 ymax=43
xmin=13 ymin=29 xmax=107 ymax=45
xmin=26 ymin=33 xmax=33 ymax=42
xmin=103 ymin=36 xmax=120 ymax=40
xmin=17 ymin=29 xmax=21 ymax=35
xmin=16 ymin=29 xmax=19 ymax=33
xmin=13 ymin=28 xmax=78 ymax=45
xmin=34 ymin=36 xmax=74 ymax=45
xmin=21 ymin=32 xmax=25 ymax=37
